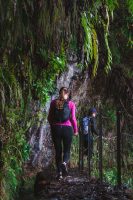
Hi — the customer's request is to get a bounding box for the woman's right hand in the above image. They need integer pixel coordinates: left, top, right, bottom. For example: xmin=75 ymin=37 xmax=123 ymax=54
xmin=74 ymin=132 xmax=78 ymax=136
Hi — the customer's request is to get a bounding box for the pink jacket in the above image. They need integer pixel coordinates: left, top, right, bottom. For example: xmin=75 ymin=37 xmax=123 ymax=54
xmin=48 ymin=100 xmax=78 ymax=134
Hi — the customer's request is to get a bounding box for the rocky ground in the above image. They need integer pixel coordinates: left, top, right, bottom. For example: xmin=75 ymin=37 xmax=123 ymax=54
xmin=19 ymin=168 xmax=133 ymax=200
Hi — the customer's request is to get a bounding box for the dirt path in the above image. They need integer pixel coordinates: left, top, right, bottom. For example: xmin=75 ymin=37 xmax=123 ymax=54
xmin=19 ymin=168 xmax=133 ymax=200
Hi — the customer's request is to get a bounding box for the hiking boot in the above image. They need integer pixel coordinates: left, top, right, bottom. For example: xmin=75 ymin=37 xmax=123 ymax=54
xmin=61 ymin=162 xmax=68 ymax=177
xmin=56 ymin=172 xmax=63 ymax=181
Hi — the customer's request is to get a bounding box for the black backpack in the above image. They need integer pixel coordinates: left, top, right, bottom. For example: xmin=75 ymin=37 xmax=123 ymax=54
xmin=53 ymin=100 xmax=71 ymax=122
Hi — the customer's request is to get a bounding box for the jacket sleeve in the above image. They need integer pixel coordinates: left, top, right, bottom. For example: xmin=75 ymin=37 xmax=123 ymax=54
xmin=91 ymin=118 xmax=98 ymax=135
xmin=70 ymin=102 xmax=78 ymax=134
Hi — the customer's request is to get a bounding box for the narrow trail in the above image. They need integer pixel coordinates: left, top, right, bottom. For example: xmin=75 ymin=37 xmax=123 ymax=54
xmin=19 ymin=168 xmax=133 ymax=200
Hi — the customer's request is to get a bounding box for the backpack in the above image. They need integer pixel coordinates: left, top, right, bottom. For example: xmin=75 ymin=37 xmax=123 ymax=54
xmin=81 ymin=116 xmax=91 ymax=135
xmin=53 ymin=100 xmax=71 ymax=122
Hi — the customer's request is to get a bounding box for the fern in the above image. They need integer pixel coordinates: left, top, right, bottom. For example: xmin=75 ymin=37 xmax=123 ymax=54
xmin=92 ymin=27 xmax=99 ymax=76
xmin=126 ymin=0 xmax=133 ymax=15
xmin=105 ymin=0 xmax=118 ymax=12
xmin=81 ymin=12 xmax=93 ymax=63
xmin=102 ymin=21 xmax=112 ymax=73
xmin=81 ymin=12 xmax=100 ymax=76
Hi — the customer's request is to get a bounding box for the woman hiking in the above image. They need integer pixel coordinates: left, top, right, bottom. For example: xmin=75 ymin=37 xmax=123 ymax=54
xmin=48 ymin=87 xmax=78 ymax=180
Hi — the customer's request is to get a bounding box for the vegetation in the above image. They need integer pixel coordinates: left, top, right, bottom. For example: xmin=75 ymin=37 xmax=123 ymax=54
xmin=71 ymin=104 xmax=133 ymax=188
xmin=0 ymin=0 xmax=132 ymax=199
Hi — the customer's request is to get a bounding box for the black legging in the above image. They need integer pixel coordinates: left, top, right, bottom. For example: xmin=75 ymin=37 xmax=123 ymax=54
xmin=51 ymin=125 xmax=73 ymax=173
